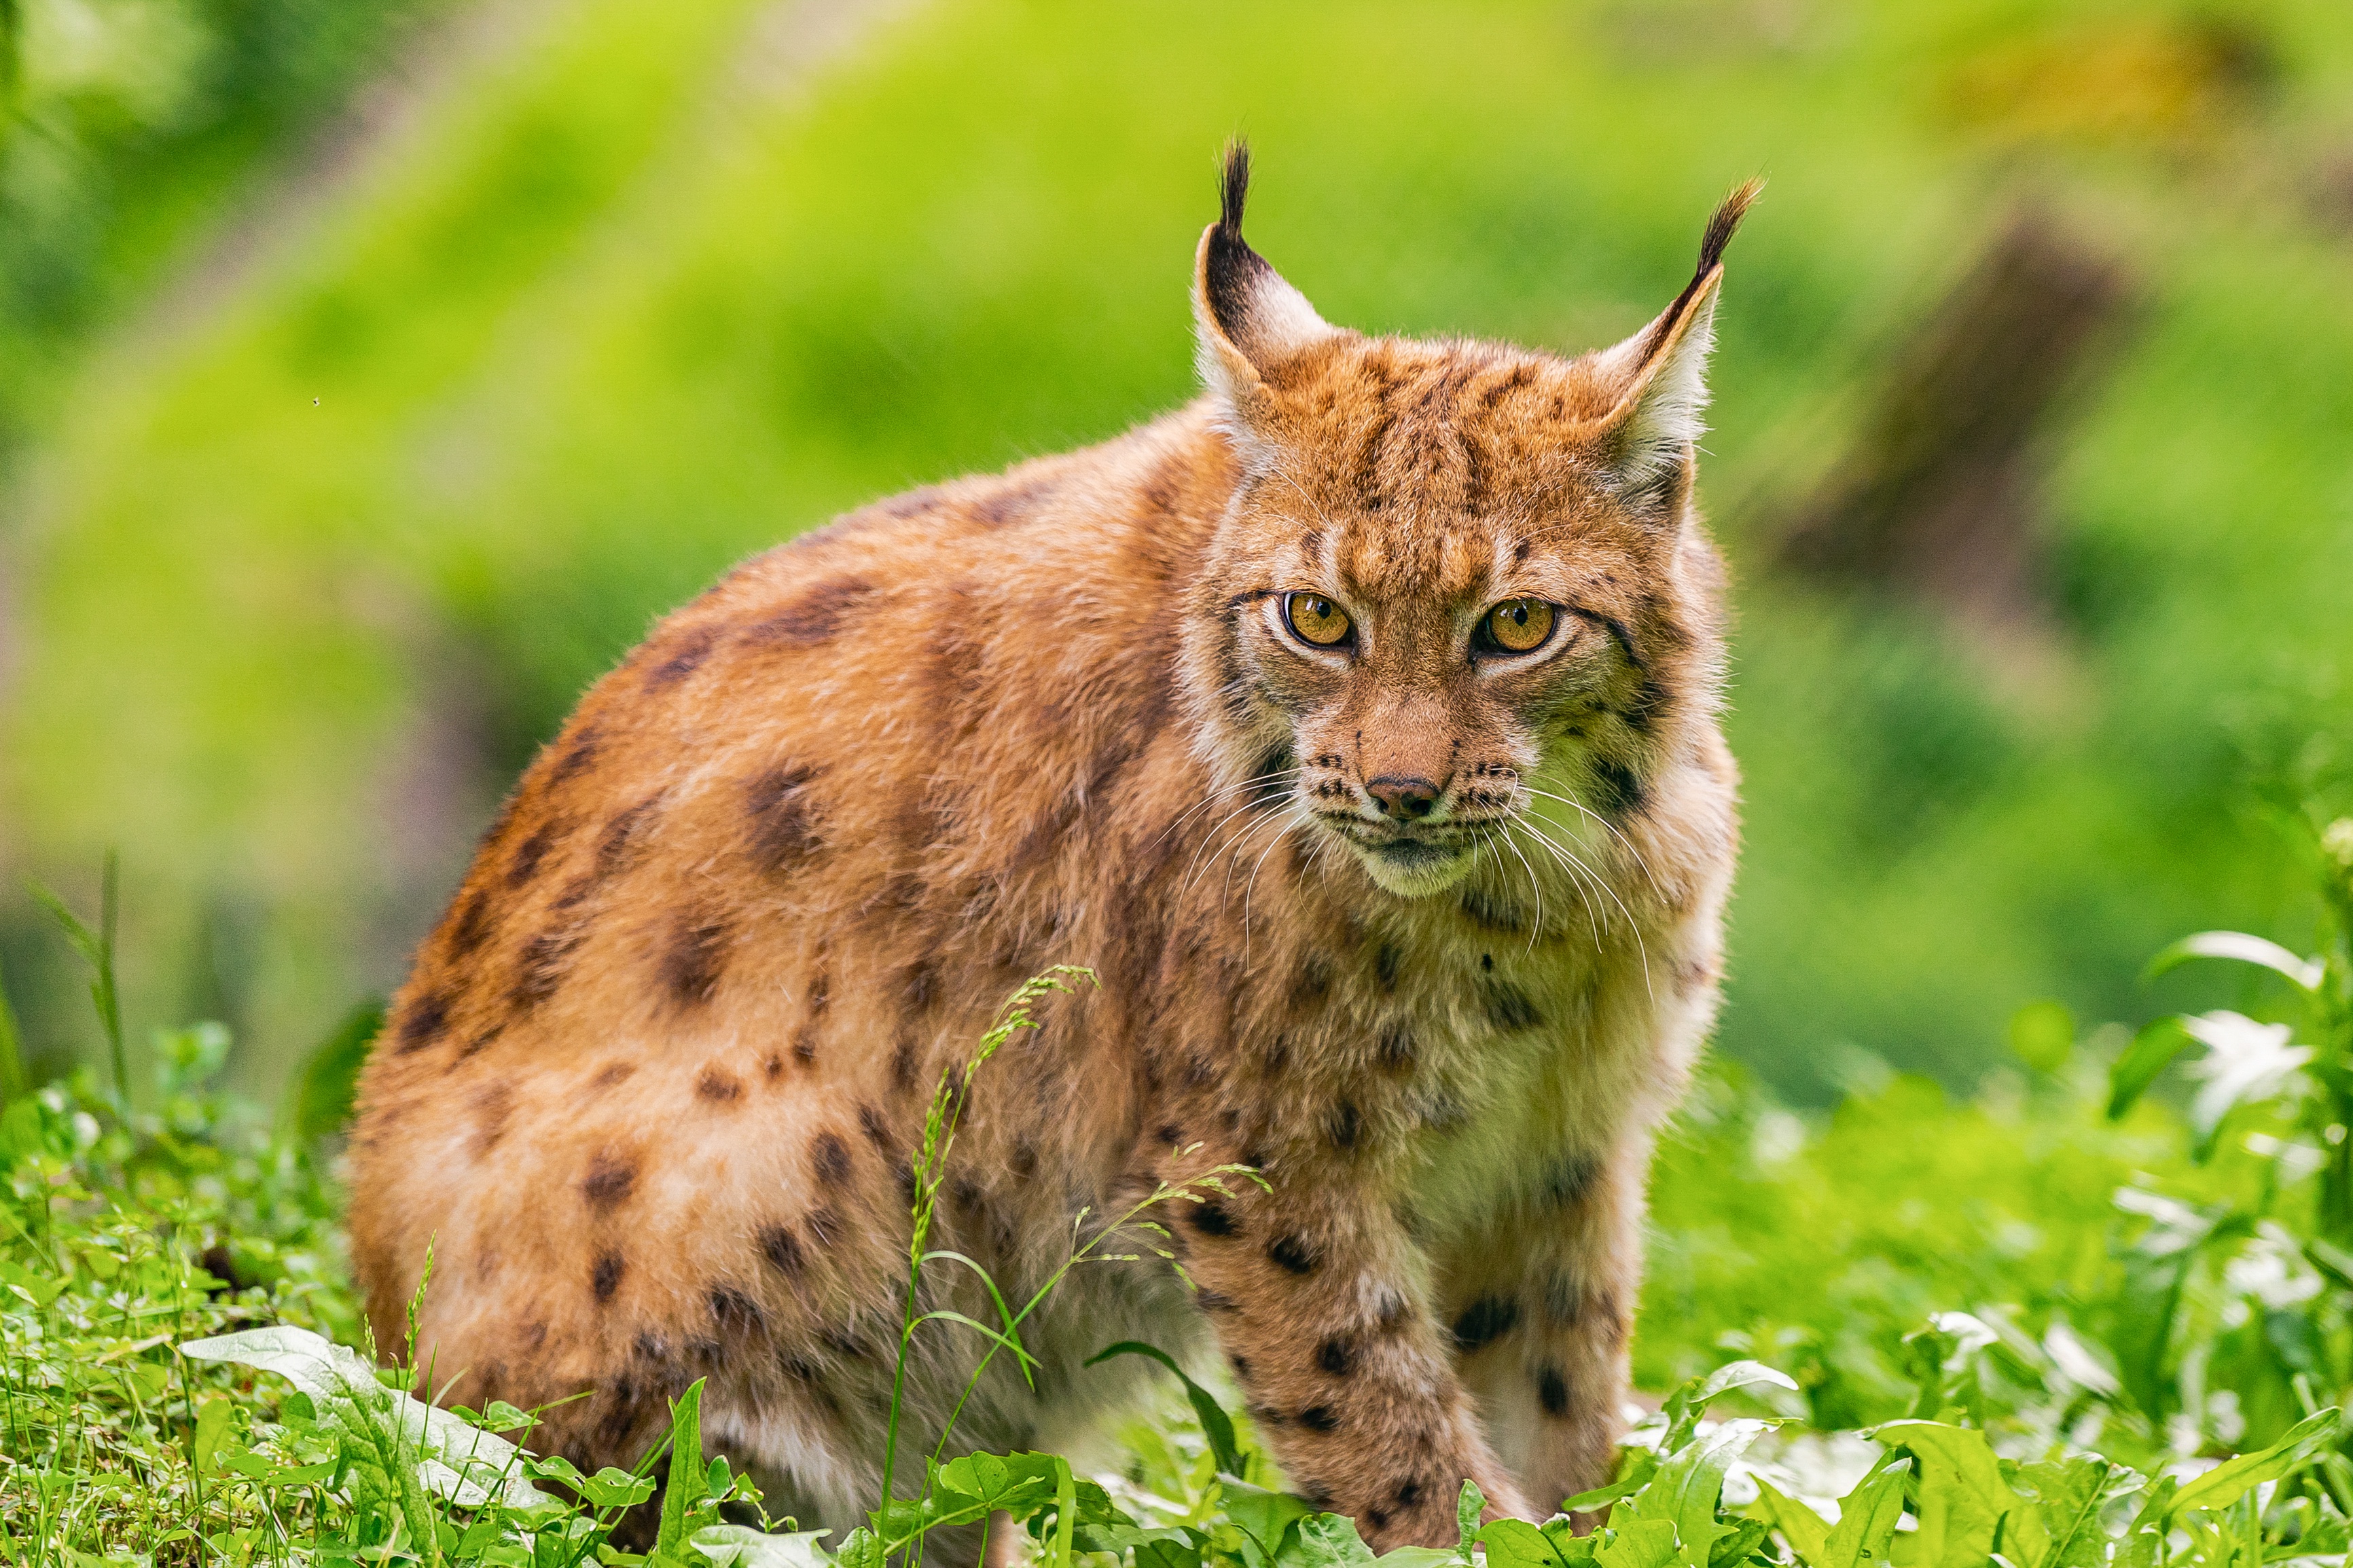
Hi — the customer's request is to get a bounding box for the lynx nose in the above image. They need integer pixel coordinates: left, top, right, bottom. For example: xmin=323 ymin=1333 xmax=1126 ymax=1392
xmin=1366 ymin=776 xmax=1441 ymax=820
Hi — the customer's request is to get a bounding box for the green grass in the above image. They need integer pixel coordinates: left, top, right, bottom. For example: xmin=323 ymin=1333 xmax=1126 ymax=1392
xmin=5 ymin=803 xmax=2353 ymax=1565
xmin=8 ymin=0 xmax=2353 ymax=1098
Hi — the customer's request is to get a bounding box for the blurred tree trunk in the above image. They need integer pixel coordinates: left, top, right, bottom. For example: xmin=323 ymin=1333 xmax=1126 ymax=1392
xmin=1775 ymin=208 xmax=2134 ymax=638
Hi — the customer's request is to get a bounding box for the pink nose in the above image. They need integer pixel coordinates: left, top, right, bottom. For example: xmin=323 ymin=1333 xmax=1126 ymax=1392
xmin=1366 ymin=776 xmax=1440 ymax=820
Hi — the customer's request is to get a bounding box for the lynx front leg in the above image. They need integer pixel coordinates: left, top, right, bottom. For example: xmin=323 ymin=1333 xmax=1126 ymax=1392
xmin=1170 ymin=1163 xmax=1532 ymax=1549
xmin=1436 ymin=1135 xmax=1648 ymax=1516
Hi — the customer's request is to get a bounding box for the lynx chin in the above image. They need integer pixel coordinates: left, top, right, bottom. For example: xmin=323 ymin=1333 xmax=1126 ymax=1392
xmin=348 ymin=145 xmax=1753 ymax=1558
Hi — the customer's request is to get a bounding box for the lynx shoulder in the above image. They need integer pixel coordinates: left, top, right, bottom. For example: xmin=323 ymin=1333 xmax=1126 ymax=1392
xmin=347 ymin=146 xmax=1751 ymax=1554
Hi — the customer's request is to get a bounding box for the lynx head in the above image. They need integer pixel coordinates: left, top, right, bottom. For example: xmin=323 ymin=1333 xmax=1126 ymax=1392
xmin=1179 ymin=144 xmax=1755 ymax=898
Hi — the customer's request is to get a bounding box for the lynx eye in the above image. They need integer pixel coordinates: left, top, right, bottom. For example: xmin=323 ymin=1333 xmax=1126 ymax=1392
xmin=1480 ymin=598 xmax=1556 ymax=655
xmin=1284 ymin=592 xmax=1354 ymax=649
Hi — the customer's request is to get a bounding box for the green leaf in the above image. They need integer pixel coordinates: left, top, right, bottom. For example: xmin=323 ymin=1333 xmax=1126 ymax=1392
xmin=1748 ymin=1476 xmax=1828 ymax=1568
xmin=193 ymin=1397 xmax=235 ymax=1474
xmin=1485 ymin=1519 xmax=1583 ymax=1568
xmin=1566 ymin=1451 xmax=1657 ymax=1516
xmin=1085 ymin=1341 xmax=1247 ymax=1478
xmin=1818 ymin=1461 xmax=1907 ymax=1568
xmin=2007 ymin=1001 xmax=2075 ymax=1073
xmin=1875 ymin=1423 xmax=2017 ymax=1568
xmin=2144 ymin=932 xmax=2322 ymax=991
xmin=2166 ymin=1407 xmax=2339 ymax=1518
xmin=1282 ymin=1514 xmax=1376 ymax=1568
xmin=1458 ymin=1480 xmax=1486 ymax=1550
xmin=1645 ymin=1419 xmax=1774 ymax=1568
xmin=2007 ymin=1457 xmax=2117 ymax=1568
xmin=653 ymin=1379 xmax=711 ymax=1561
xmin=1223 ymin=1480 xmax=1318 ymax=1568
xmin=687 ymin=1527 xmax=833 ymax=1568
xmin=1707 ymin=1519 xmax=1770 ymax=1568
xmin=1597 ymin=1519 xmax=1681 ymax=1568
xmin=2107 ymin=1017 xmax=2194 ymax=1120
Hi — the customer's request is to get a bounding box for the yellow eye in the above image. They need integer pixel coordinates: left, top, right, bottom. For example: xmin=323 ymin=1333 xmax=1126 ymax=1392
xmin=1285 ymin=592 xmax=1353 ymax=648
xmin=1483 ymin=598 xmax=1555 ymax=654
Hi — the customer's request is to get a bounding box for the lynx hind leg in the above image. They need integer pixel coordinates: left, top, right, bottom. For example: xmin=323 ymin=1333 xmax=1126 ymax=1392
xmin=1437 ymin=1139 xmax=1647 ymax=1515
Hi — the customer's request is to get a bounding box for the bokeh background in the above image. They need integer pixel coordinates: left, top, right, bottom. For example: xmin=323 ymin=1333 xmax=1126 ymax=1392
xmin=1 ymin=0 xmax=2349 ymax=1106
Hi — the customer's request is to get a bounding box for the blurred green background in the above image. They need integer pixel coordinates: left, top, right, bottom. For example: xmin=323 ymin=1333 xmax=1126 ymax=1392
xmin=1 ymin=0 xmax=2349 ymax=1104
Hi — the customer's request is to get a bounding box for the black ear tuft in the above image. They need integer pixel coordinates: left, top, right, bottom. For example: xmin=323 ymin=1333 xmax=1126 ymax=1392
xmin=1204 ymin=139 xmax=1271 ymax=340
xmin=1220 ymin=139 xmax=1251 ymax=238
xmin=1698 ymin=177 xmax=1763 ymax=276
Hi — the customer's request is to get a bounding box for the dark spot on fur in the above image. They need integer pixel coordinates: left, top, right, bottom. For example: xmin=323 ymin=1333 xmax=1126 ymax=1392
xmin=550 ymin=726 xmax=600 ymax=783
xmin=1543 ymin=1154 xmax=1599 ymax=1206
xmin=1316 ymin=1338 xmax=1355 ymax=1376
xmin=1196 ymin=1288 xmax=1238 ymax=1313
xmin=1375 ymin=1288 xmax=1411 ymax=1332
xmin=1327 ymin=1099 xmax=1361 ymax=1151
xmin=598 ymin=797 xmax=660 ymax=875
xmin=696 ymin=1066 xmax=742 ymax=1103
xmin=1287 ymin=954 xmax=1333 ymax=1012
xmin=645 ymin=625 xmax=719 ymax=689
xmin=1157 ymin=1121 xmax=1185 ymax=1146
xmin=1297 ymin=1404 xmax=1337 ymax=1433
xmin=1458 ymin=887 xmax=1524 ymax=934
xmin=747 ymin=576 xmax=874 ymax=647
xmin=1481 ymin=979 xmax=1542 ymax=1033
xmin=1592 ymin=757 xmax=1647 ymax=819
xmin=1374 ymin=943 xmax=1402 ymax=991
xmin=812 ymin=1132 xmax=852 ymax=1187
xmin=506 ymin=820 xmax=564 ymax=888
xmin=511 ymin=926 xmax=586 ymax=1013
xmin=1268 ymin=1235 xmax=1318 ymax=1275
xmin=449 ymin=891 xmax=494 ymax=957
xmin=890 ymin=1033 xmax=920 ymax=1094
xmin=395 ymin=992 xmax=449 ymax=1053
xmin=1230 ymin=1353 xmax=1252 ymax=1381
xmin=1190 ymin=1200 xmax=1238 ymax=1238
xmin=1395 ymin=1478 xmax=1424 ymax=1509
xmin=1376 ymin=1023 xmax=1416 ymax=1072
xmin=744 ymin=765 xmax=823 ymax=872
xmin=759 ymin=1224 xmax=804 ymax=1275
xmin=662 ymin=912 xmax=730 ymax=1008
xmin=1452 ymin=1296 xmax=1520 ymax=1352
xmin=1538 ymin=1364 xmax=1570 ymax=1417
xmin=592 ymin=1060 xmax=635 ymax=1090
xmin=764 ymin=1053 xmax=784 ymax=1078
xmin=470 ymin=1080 xmax=513 ymax=1156
xmin=858 ymin=1103 xmax=895 ymax=1152
xmin=634 ymin=1330 xmax=668 ymax=1361
xmin=1263 ymin=1035 xmax=1291 ymax=1077
xmin=1366 ymin=1507 xmax=1392 ymax=1532
xmin=902 ymin=960 xmax=937 ymax=1013
xmin=708 ymin=1285 xmax=762 ymax=1330
xmin=592 ymin=1252 xmax=624 ymax=1302
xmin=583 ymin=1154 xmax=636 ymax=1209
xmin=969 ymin=477 xmax=1052 ymax=527
xmin=792 ymin=1023 xmax=819 ymax=1065
xmin=1011 ymin=1139 xmax=1037 ymax=1178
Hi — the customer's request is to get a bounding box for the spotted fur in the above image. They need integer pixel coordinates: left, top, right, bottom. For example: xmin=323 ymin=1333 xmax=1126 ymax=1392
xmin=347 ymin=145 xmax=1748 ymax=1554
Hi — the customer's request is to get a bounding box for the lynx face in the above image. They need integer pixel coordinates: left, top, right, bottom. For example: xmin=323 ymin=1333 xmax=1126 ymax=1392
xmin=1185 ymin=153 xmax=1752 ymax=898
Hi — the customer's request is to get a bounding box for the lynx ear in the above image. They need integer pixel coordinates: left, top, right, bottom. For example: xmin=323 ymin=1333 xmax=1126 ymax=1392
xmin=1193 ymin=141 xmax=1340 ymax=416
xmin=1585 ymin=179 xmax=1762 ymax=516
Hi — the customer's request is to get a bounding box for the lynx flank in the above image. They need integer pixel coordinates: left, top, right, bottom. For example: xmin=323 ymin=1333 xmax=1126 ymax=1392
xmin=348 ymin=148 xmax=1750 ymax=1552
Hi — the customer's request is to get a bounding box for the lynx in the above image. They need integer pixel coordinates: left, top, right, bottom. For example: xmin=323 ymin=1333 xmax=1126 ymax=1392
xmin=348 ymin=146 xmax=1750 ymax=1554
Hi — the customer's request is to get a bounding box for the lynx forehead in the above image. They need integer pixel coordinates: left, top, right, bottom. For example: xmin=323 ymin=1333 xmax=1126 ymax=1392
xmin=348 ymin=145 xmax=1749 ymax=1558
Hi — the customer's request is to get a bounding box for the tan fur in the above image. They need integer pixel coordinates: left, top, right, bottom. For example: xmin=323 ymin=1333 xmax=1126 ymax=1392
xmin=347 ymin=150 xmax=1749 ymax=1550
